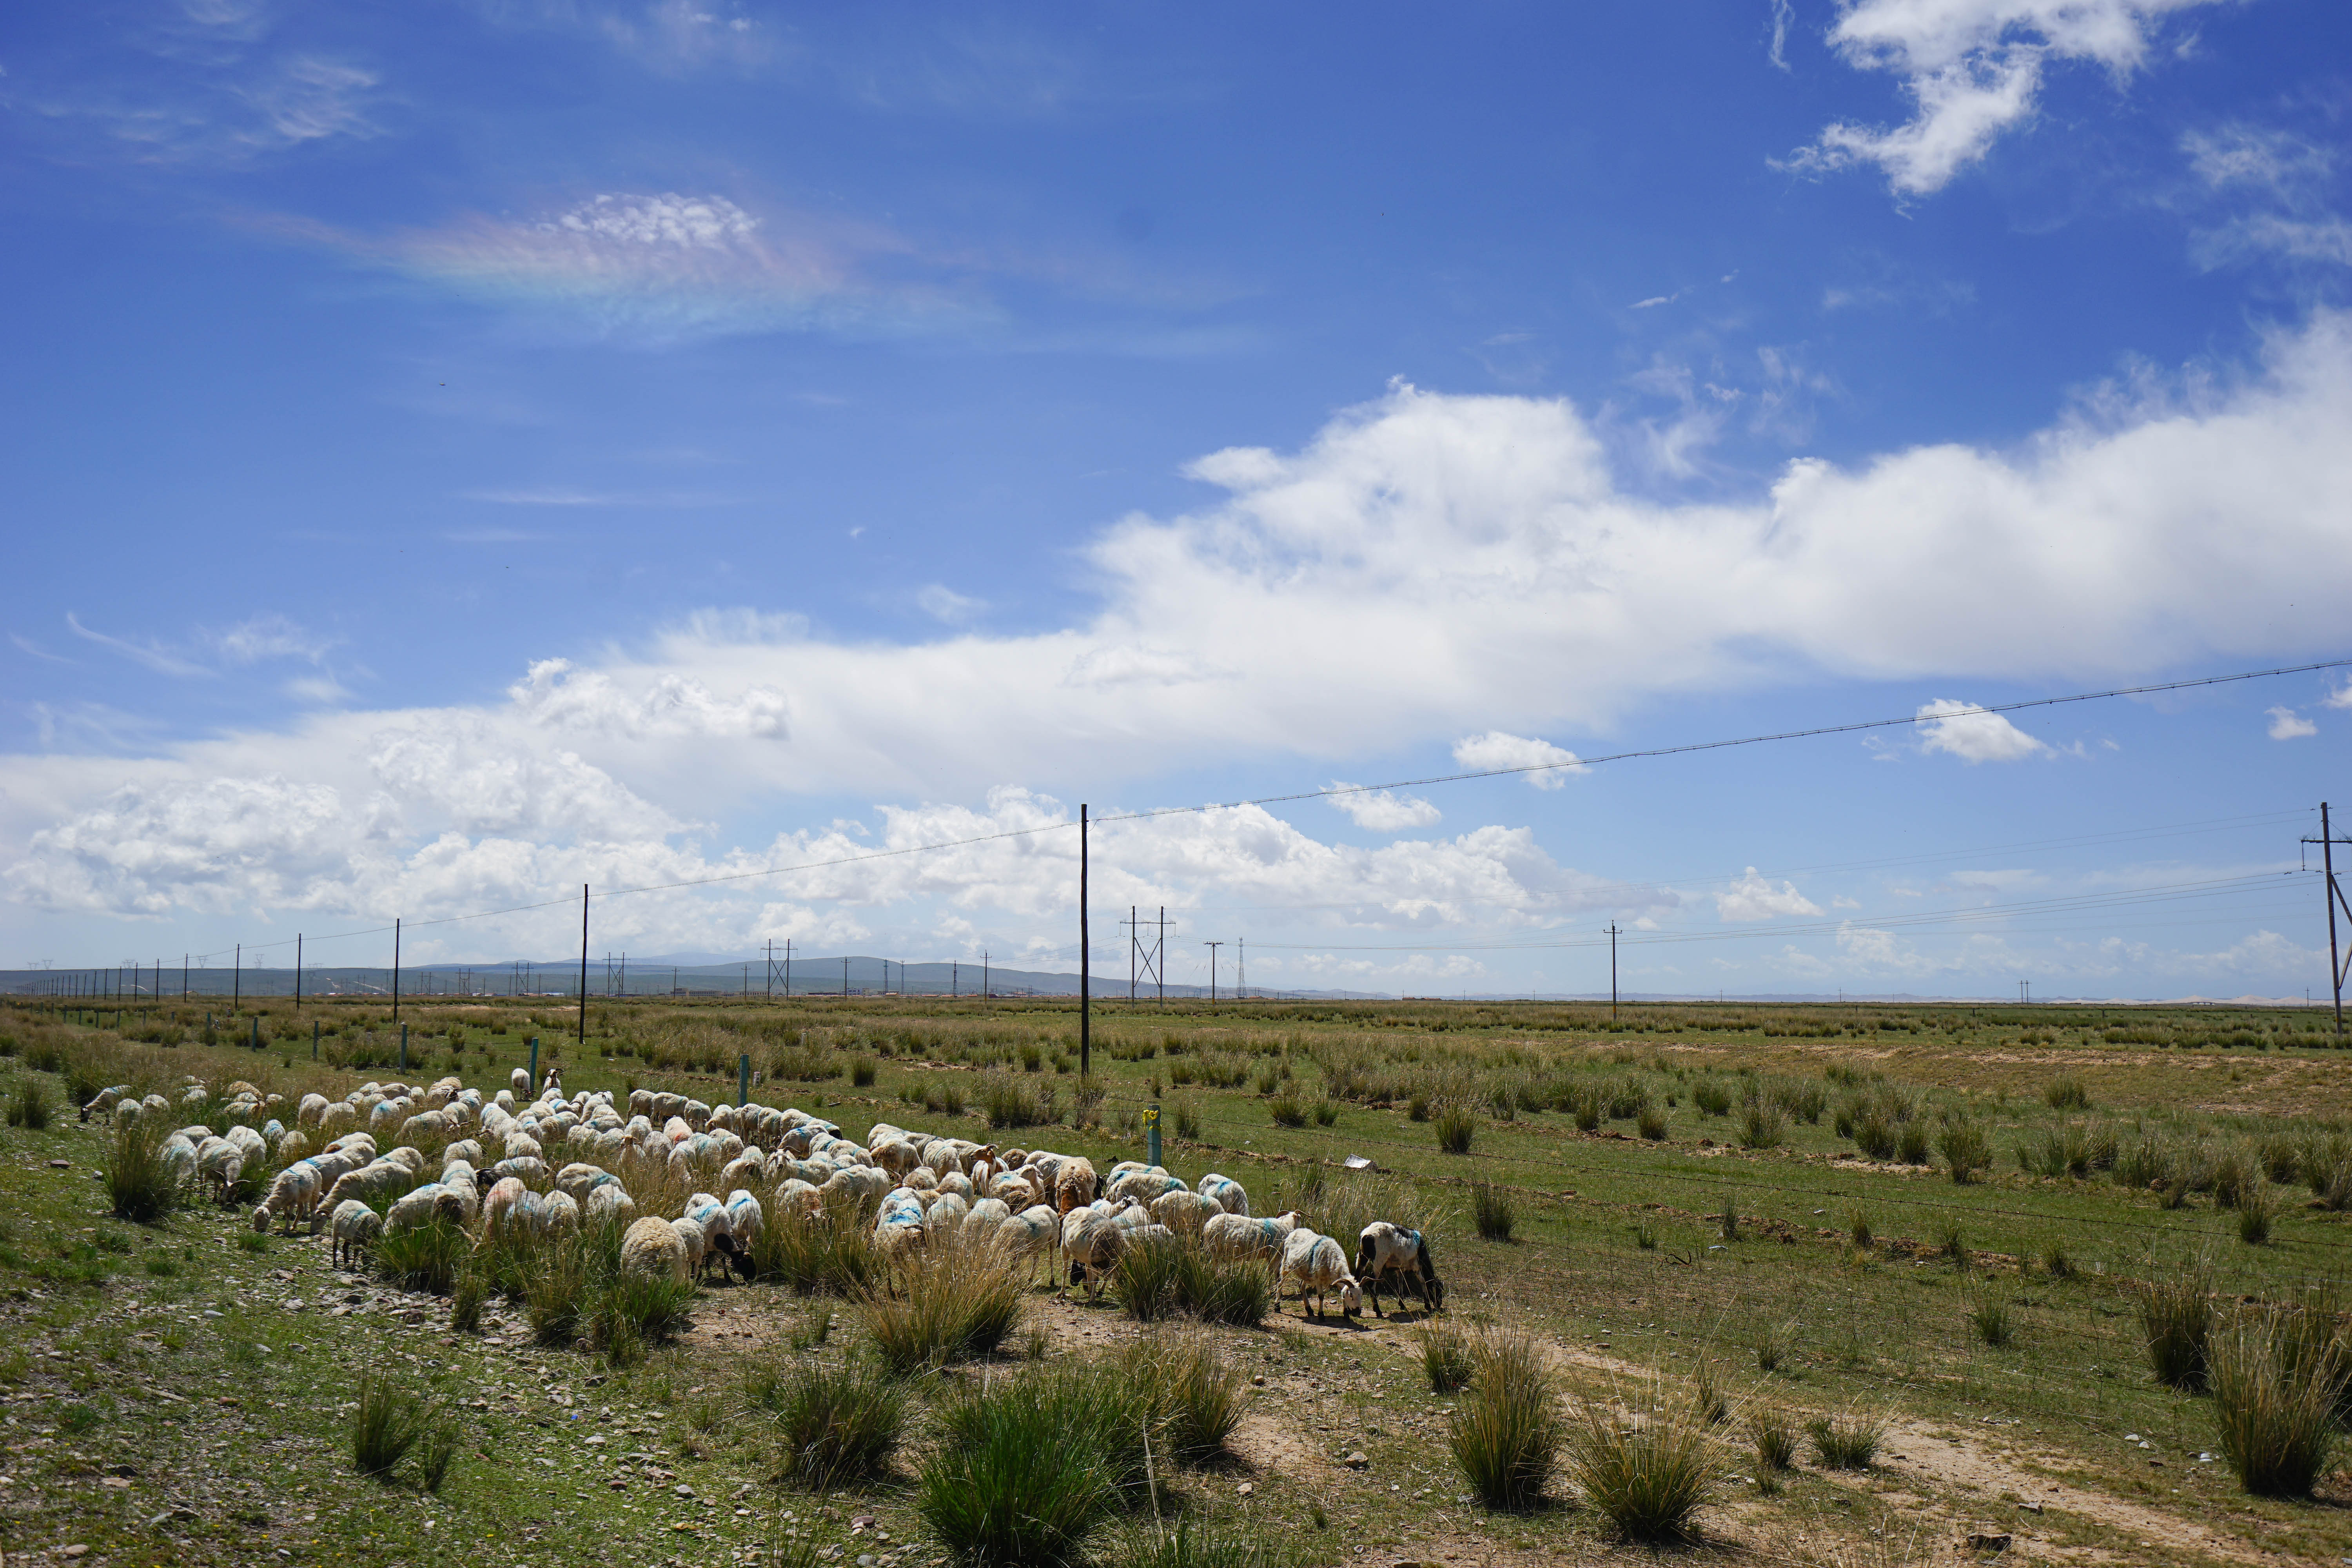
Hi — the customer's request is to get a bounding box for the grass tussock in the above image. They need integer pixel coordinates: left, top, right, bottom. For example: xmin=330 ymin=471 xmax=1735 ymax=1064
xmin=916 ymin=1359 xmax=1152 ymax=1566
xmin=350 ymin=1373 xmax=453 ymax=1483
xmin=861 ymin=1232 xmax=1025 ymax=1374
xmin=742 ymin=1355 xmax=908 ymax=1488
xmin=1416 ymin=1318 xmax=1478 ymax=1393
xmin=2138 ymin=1256 xmax=2215 ymax=1392
xmin=1105 ymin=1517 xmax=1284 ymax=1568
xmin=375 ymin=1219 xmax=468 ymax=1294
xmin=102 ymin=1117 xmax=181 ymax=1224
xmin=1748 ymin=1406 xmax=1797 ymax=1470
xmin=1448 ymin=1329 xmax=1561 ymax=1510
xmin=2044 ymin=1075 xmax=2090 ymax=1111
xmin=1434 ymin=1102 xmax=1476 ymax=1155
xmin=1563 ymin=1383 xmax=1713 ymax=1542
xmin=1470 ymin=1182 xmax=1515 ymax=1242
xmin=1114 ymin=1233 xmax=1270 ymax=1328
xmin=1938 ymin=1119 xmax=1991 ymax=1183
xmin=977 ymin=1072 xmax=1059 ymax=1129
xmin=1968 ymin=1294 xmax=2016 ymax=1348
xmin=5 ymin=1078 xmax=53 ymax=1130
xmin=748 ymin=1205 xmax=881 ymax=1296
xmin=1806 ymin=1409 xmax=1884 ymax=1470
xmin=509 ymin=1225 xmax=698 ymax=1359
xmin=1129 ymin=1332 xmax=1250 ymax=1464
xmin=2209 ymin=1311 xmax=2345 ymax=1497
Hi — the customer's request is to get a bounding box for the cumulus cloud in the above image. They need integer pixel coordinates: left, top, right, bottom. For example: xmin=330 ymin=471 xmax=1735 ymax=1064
xmin=1451 ymin=733 xmax=1586 ymax=789
xmin=2266 ymin=705 xmax=2317 ymax=740
xmin=1783 ymin=0 xmax=2220 ymax=195
xmin=1326 ymin=785 xmax=1443 ymax=832
xmin=9 ymin=311 xmax=2352 ymax=951
xmin=1716 ymin=867 xmax=1824 ymax=922
xmin=1915 ymin=699 xmax=2050 ymax=762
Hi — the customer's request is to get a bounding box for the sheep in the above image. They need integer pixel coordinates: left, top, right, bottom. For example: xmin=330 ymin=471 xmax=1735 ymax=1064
xmin=510 ymin=1067 xmax=531 ymax=1097
xmin=385 ymin=1183 xmax=466 ymax=1235
xmin=995 ymin=1204 xmax=1060 ymax=1282
xmin=925 ymin=1191 xmax=970 ymax=1229
xmin=542 ymin=1190 xmax=581 ymax=1233
xmin=476 ymin=1176 xmax=530 ymax=1245
xmin=330 ymin=1198 xmax=383 ymax=1269
xmin=1205 ymin=1210 xmax=1303 ymax=1264
xmin=1279 ymin=1230 xmax=1361 ymax=1319
xmin=1150 ymin=1188 xmax=1220 ymax=1238
xmin=1353 ymin=1222 xmax=1446 ymax=1316
xmin=874 ymin=1188 xmax=926 ymax=1261
xmin=621 ymin=1215 xmax=690 ymax=1281
xmin=1054 ymin=1157 xmax=1099 ymax=1214
xmin=79 ymin=1085 xmax=131 ymax=1123
xmin=252 ymin=1161 xmax=325 ymax=1234
xmin=1196 ymin=1172 xmax=1249 ymax=1216
xmin=1059 ymin=1206 xmax=1131 ymax=1296
xmin=724 ymin=1190 xmax=764 ymax=1269
xmin=683 ymin=1193 xmax=737 ymax=1281
xmin=584 ymin=1184 xmax=637 ymax=1226
xmin=671 ymin=1216 xmax=707 ymax=1278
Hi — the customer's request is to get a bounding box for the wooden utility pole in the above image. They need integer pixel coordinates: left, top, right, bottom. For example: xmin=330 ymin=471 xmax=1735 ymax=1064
xmin=1606 ymin=924 xmax=1621 ymax=1020
xmin=1080 ymin=804 xmax=1091 ymax=1078
xmin=2305 ymin=803 xmax=2352 ymax=1038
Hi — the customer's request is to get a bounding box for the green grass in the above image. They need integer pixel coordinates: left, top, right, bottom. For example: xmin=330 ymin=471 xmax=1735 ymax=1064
xmin=1129 ymin=1332 xmax=1249 ymax=1464
xmin=1563 ymin=1388 xmax=1713 ymax=1542
xmin=916 ymin=1359 xmax=1151 ymax=1566
xmin=2210 ymin=1316 xmax=2341 ymax=1497
xmin=5 ymin=1077 xmax=53 ymax=1129
xmin=743 ymin=1354 xmax=908 ymax=1488
xmin=1807 ymin=1410 xmax=1885 ymax=1470
xmin=1470 ymin=1181 xmax=1515 ymax=1242
xmin=350 ymin=1373 xmax=445 ymax=1481
xmin=2140 ymin=1258 xmax=2215 ymax=1391
xmin=1749 ymin=1406 xmax=1797 ymax=1470
xmin=1434 ymin=1102 xmax=1475 ymax=1154
xmin=861 ymin=1234 xmax=1025 ymax=1373
xmin=101 ymin=1116 xmax=181 ymax=1223
xmin=1449 ymin=1330 xmax=1559 ymax=1510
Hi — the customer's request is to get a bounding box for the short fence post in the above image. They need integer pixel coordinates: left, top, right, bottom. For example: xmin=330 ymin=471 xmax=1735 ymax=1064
xmin=528 ymin=1038 xmax=539 ymax=1097
xmin=1146 ymin=1103 xmax=1162 ymax=1169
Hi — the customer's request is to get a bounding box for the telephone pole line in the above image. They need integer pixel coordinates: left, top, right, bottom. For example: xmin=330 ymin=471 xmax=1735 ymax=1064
xmin=1204 ymin=941 xmax=1223 ymax=1003
xmin=1606 ymin=924 xmax=1620 ymax=1020
xmin=2304 ymin=802 xmax=2352 ymax=1038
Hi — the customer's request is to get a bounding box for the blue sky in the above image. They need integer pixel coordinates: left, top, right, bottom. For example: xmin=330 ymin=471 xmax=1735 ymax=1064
xmin=5 ymin=0 xmax=2351 ymax=998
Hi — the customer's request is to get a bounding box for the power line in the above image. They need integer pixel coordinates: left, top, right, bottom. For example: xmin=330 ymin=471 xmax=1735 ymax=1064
xmin=85 ymin=657 xmax=2352 ymax=966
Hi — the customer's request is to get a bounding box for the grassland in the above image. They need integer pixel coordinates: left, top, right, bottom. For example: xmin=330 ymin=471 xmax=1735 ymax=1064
xmin=3 ymin=991 xmax=2349 ymax=1567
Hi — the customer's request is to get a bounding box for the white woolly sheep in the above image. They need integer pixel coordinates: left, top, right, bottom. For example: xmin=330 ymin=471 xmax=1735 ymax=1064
xmin=1279 ymin=1229 xmax=1361 ymax=1319
xmin=385 ymin=1183 xmax=466 ymax=1235
xmin=585 ymin=1184 xmax=637 ymax=1226
xmin=621 ymin=1215 xmax=688 ymax=1281
xmin=252 ymin=1161 xmax=325 ymax=1234
xmin=1205 ymin=1210 xmax=1302 ymax=1264
xmin=1150 ymin=1189 xmax=1220 ymax=1237
xmin=1054 ymin=1157 xmax=1099 ymax=1214
xmin=330 ymin=1198 xmax=383 ymax=1268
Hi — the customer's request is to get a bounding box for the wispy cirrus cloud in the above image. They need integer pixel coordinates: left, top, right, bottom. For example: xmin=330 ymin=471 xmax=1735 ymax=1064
xmin=266 ymin=191 xmax=999 ymax=344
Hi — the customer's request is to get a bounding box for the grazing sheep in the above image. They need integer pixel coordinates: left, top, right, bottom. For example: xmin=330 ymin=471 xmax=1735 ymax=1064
xmin=1196 ymin=1173 xmax=1249 ymax=1216
xmin=584 ymin=1185 xmax=637 ymax=1226
xmin=960 ymin=1196 xmax=1012 ymax=1237
xmin=873 ymin=1188 xmax=926 ymax=1261
xmin=1107 ymin=1169 xmax=1185 ymax=1206
xmin=1054 ymin=1157 xmax=1099 ymax=1214
xmin=510 ymin=1067 xmax=531 ymax=1097
xmin=1150 ymin=1188 xmax=1220 ymax=1237
xmin=995 ymin=1204 xmax=1060 ymax=1282
xmin=252 ymin=1162 xmax=325 ymax=1234
xmin=670 ymin=1216 xmax=707 ymax=1278
xmin=476 ymin=1176 xmax=530 ymax=1245
xmin=1059 ymin=1207 xmax=1128 ymax=1296
xmin=1353 ymin=1222 xmax=1445 ymax=1316
xmin=385 ymin=1183 xmax=466 ymax=1235
xmin=621 ymin=1215 xmax=690 ymax=1281
xmin=541 ymin=1190 xmax=581 ymax=1233
xmin=1279 ymin=1230 xmax=1361 ymax=1319
xmin=194 ymin=1137 xmax=245 ymax=1203
xmin=925 ymin=1191 xmax=970 ymax=1229
xmin=79 ymin=1085 xmax=131 ymax=1123
xmin=1205 ymin=1210 xmax=1303 ymax=1264
xmin=330 ymin=1198 xmax=383 ymax=1269
xmin=682 ymin=1193 xmax=737 ymax=1280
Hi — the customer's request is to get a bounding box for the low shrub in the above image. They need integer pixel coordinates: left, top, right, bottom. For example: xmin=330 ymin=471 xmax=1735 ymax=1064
xmin=850 ymin=1058 xmax=878 ymax=1088
xmin=1311 ymin=1098 xmax=1339 ymax=1127
xmin=744 ymin=1356 xmax=907 ymax=1488
xmin=1896 ymin=1122 xmax=1931 ymax=1165
xmin=1113 ymin=1233 xmax=1191 ymax=1323
xmin=1847 ymin=1207 xmax=1872 ymax=1249
xmin=1563 ymin=1388 xmax=1711 ymax=1541
xmin=1449 ymin=1331 xmax=1559 ymax=1509
xmin=1169 ymin=1100 xmax=1202 ymax=1141
xmin=1470 ymin=1183 xmax=1515 ymax=1243
xmin=1806 ymin=1409 xmax=1884 ymax=1469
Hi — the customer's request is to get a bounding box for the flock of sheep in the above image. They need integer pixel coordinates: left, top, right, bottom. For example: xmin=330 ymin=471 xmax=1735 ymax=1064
xmin=84 ymin=1068 xmax=1447 ymax=1320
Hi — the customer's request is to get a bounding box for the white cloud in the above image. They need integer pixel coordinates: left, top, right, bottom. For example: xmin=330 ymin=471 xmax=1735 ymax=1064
xmin=1451 ymin=733 xmax=1586 ymax=789
xmin=214 ymin=613 xmax=332 ymax=666
xmin=1784 ymin=0 xmax=2221 ymax=195
xmin=1326 ymin=785 xmax=1442 ymax=833
xmin=2266 ymin=705 xmax=2317 ymax=740
xmin=2182 ymin=125 xmax=2352 ymax=272
xmin=64 ymin=614 xmax=211 ymax=678
xmin=916 ymin=585 xmax=985 ymax=625
xmin=1716 ymin=867 xmax=1824 ymax=922
xmin=11 ymin=311 xmax=2352 ymax=949
xmin=2327 ymin=684 xmax=2352 ymax=711
xmin=1769 ymin=0 xmax=1795 ymax=69
xmin=1915 ymin=699 xmax=2049 ymax=763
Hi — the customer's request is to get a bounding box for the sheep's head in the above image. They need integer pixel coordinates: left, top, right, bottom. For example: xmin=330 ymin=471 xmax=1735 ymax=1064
xmin=1339 ymin=1278 xmax=1362 ymax=1317
xmin=251 ymin=1205 xmax=272 ymax=1232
